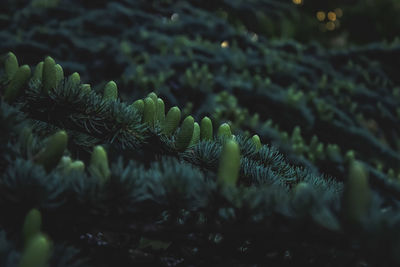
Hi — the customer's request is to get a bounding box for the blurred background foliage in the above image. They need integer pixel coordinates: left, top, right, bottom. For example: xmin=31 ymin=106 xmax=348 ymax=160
xmin=2 ymin=0 xmax=400 ymax=266
xmin=207 ymin=0 xmax=400 ymax=47
xmin=1 ymin=0 xmax=400 ymax=184
xmin=3 ymin=0 xmax=400 ymax=46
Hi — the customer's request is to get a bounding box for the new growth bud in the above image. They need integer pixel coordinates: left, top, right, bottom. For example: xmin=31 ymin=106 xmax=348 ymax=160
xmin=200 ymin=116 xmax=213 ymax=140
xmin=34 ymin=130 xmax=68 ymax=172
xmin=343 ymin=160 xmax=372 ymax=225
xmin=103 ymin=80 xmax=118 ymax=100
xmin=175 ymin=116 xmax=194 ymax=151
xmin=42 ymin=56 xmax=57 ymax=93
xmin=217 ymin=139 xmax=240 ymax=186
xmin=4 ymin=65 xmax=31 ymax=103
xmin=163 ymin=106 xmax=181 ymax=136
xmin=19 ymin=234 xmax=51 ymax=267
xmin=89 ymin=145 xmax=111 ymax=184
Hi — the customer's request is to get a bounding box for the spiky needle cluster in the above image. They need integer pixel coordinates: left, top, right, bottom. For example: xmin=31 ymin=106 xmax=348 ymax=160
xmin=1 ymin=52 xmax=400 ymax=267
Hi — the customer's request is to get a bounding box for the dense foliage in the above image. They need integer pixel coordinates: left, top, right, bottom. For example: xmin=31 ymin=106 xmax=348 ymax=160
xmin=1 ymin=0 xmax=400 ymax=266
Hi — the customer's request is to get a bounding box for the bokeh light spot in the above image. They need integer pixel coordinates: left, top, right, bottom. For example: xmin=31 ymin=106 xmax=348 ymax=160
xmin=316 ymin=11 xmax=326 ymax=21
xmin=328 ymin=11 xmax=337 ymax=21
xmin=221 ymin=41 xmax=229 ymax=48
xmin=334 ymin=8 xmax=343 ymax=18
xmin=171 ymin=13 xmax=179 ymax=21
xmin=326 ymin=21 xmax=335 ymax=31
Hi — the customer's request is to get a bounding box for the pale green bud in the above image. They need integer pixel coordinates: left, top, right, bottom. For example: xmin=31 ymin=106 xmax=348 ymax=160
xmin=19 ymin=234 xmax=51 ymax=267
xmin=22 ymin=209 xmax=42 ymax=247
xmin=217 ymin=139 xmax=240 ymax=186
xmin=162 ymin=106 xmax=181 ymax=135
xmin=42 ymin=56 xmax=57 ymax=93
xmin=103 ymin=80 xmax=118 ymax=100
xmin=34 ymin=130 xmax=68 ymax=172
xmin=4 ymin=65 xmax=31 ymax=103
xmin=4 ymin=52 xmax=18 ymax=79
xmin=89 ymin=145 xmax=111 ymax=183
xmin=217 ymin=123 xmax=231 ymax=138
xmin=175 ymin=116 xmax=194 ymax=151
xmin=200 ymin=116 xmax=213 ymax=140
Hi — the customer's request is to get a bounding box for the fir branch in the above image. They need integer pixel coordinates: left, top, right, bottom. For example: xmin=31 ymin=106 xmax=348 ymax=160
xmin=22 ymin=79 xmax=148 ymax=150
